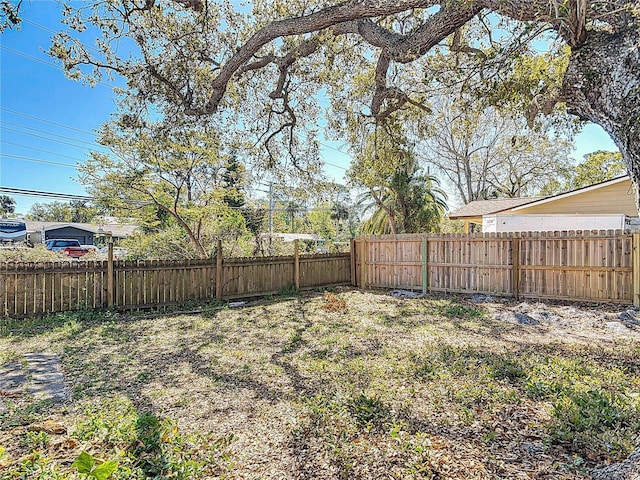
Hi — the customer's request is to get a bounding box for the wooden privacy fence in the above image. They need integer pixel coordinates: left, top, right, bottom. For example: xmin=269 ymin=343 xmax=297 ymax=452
xmin=353 ymin=230 xmax=640 ymax=305
xmin=0 ymin=245 xmax=351 ymax=317
xmin=4 ymin=230 xmax=639 ymax=317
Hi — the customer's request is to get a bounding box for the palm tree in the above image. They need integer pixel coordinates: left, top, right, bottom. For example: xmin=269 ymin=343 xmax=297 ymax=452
xmin=348 ymin=120 xmax=447 ymax=235
xmin=358 ymin=165 xmax=447 ymax=235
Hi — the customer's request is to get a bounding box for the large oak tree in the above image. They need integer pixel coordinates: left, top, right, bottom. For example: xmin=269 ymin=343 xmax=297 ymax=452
xmin=38 ymin=0 xmax=640 ymax=206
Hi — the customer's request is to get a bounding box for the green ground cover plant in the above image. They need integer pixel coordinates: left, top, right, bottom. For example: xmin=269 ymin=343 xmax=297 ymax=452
xmin=1 ymin=290 xmax=639 ymax=479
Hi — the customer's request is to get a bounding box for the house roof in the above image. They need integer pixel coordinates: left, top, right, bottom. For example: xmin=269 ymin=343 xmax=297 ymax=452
xmin=509 ymin=175 xmax=630 ymax=212
xmin=261 ymin=233 xmax=324 ymax=242
xmin=449 ymin=197 xmax=544 ymax=219
xmin=25 ymin=220 xmax=139 ymax=238
xmin=449 ymin=175 xmax=633 ymax=220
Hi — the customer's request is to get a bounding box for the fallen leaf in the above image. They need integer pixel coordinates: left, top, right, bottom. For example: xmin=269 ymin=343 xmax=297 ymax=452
xmin=28 ymin=420 xmax=66 ymax=435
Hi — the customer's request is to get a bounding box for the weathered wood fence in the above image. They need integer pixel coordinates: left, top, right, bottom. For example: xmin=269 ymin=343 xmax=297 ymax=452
xmin=353 ymin=230 xmax=640 ymax=305
xmin=0 ymin=246 xmax=351 ymax=317
xmin=4 ymin=230 xmax=639 ymax=317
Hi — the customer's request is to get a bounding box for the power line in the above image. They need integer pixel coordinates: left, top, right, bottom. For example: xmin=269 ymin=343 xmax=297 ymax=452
xmin=22 ymin=18 xmax=103 ymax=60
xmin=2 ymin=56 xmax=350 ymax=173
xmin=22 ymin=17 xmax=59 ymax=34
xmin=1 ymin=126 xmax=103 ymax=152
xmin=1 ymin=122 xmax=108 ymax=150
xmin=1 ymin=153 xmax=79 ymax=168
xmin=318 ymin=142 xmax=351 ymax=160
xmin=1 ymin=52 xmax=350 ymax=170
xmin=1 ymin=141 xmax=87 ymax=162
xmin=9 ymin=17 xmax=353 ymax=166
xmin=0 ymin=108 xmax=97 ymax=137
xmin=323 ymin=159 xmax=348 ymax=170
xmin=291 ymin=130 xmax=351 ymax=166
xmin=0 ymin=186 xmax=92 ymax=201
xmin=1 ymin=109 xmax=350 ymax=171
xmin=0 ymin=45 xmax=64 ymax=70
xmin=0 ymin=45 xmax=116 ymax=90
xmin=1 ymin=186 xmax=355 ymax=213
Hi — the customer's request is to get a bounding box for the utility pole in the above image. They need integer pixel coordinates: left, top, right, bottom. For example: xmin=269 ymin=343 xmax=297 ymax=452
xmin=268 ymin=182 xmax=274 ymax=234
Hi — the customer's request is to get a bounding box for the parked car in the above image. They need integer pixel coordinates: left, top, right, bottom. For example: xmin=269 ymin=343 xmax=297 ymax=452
xmin=44 ymin=239 xmax=91 ymax=258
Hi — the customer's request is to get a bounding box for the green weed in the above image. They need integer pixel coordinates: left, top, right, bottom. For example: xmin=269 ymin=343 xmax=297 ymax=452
xmin=278 ymin=285 xmax=300 ymax=296
xmin=9 ymin=451 xmax=66 ymax=480
xmin=550 ymin=389 xmax=640 ymax=458
xmin=282 ymin=332 xmax=304 ymax=353
xmin=71 ymin=396 xmax=235 ymax=479
xmin=441 ymin=303 xmax=484 ymax=319
xmin=21 ymin=431 xmax=50 ymax=452
xmin=348 ymin=393 xmax=390 ymax=430
xmin=72 ymin=451 xmax=118 ymax=480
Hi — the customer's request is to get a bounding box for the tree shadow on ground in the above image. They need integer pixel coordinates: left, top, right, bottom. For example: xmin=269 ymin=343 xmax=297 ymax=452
xmin=6 ymin=291 xmax=640 ymax=479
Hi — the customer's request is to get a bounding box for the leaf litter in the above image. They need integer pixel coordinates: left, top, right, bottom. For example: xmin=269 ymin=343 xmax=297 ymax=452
xmin=1 ymin=288 xmax=640 ymax=479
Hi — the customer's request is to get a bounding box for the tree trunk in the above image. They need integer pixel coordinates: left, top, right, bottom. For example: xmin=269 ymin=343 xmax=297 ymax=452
xmin=562 ymin=25 xmax=640 ymax=210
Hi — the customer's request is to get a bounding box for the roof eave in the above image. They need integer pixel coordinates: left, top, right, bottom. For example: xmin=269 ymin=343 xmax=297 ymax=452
xmin=510 ymin=175 xmax=630 ymax=212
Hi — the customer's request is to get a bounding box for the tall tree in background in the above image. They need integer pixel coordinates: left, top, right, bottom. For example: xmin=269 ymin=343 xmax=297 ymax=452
xmin=27 ymin=202 xmax=70 ymax=222
xmin=284 ymin=201 xmax=302 ymax=233
xmin=26 ymin=200 xmax=100 ymax=222
xmin=0 ymin=195 xmax=16 ymax=217
xmin=306 ymin=202 xmax=337 ymax=243
xmin=221 ymin=153 xmax=247 ymax=209
xmin=220 ymin=152 xmax=270 ymax=253
xmin=542 ymin=150 xmax=627 ymax=195
xmin=330 ymin=203 xmax=349 ymax=236
xmin=68 ymin=200 xmax=100 ymax=223
xmin=80 ymin=119 xmax=244 ymax=258
xmin=422 ymin=96 xmax=573 ymax=204
xmin=356 ymin=167 xmax=448 ymax=235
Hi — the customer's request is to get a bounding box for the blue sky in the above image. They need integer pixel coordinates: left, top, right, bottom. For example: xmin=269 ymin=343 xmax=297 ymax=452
xmin=0 ymin=1 xmax=618 ymax=215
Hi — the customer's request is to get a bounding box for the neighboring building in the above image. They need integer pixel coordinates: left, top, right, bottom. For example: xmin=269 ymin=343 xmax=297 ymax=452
xmin=448 ymin=198 xmax=545 ymax=233
xmin=266 ymin=233 xmax=325 ymax=243
xmin=449 ymin=176 xmax=638 ymax=233
xmin=258 ymin=233 xmax=328 ymax=254
xmin=26 ymin=220 xmax=139 ymax=244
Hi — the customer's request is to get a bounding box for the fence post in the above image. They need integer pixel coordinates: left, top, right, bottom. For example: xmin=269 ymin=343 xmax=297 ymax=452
xmin=512 ymin=235 xmax=520 ymax=300
xmin=216 ymin=239 xmax=223 ymax=300
xmin=360 ymin=238 xmax=367 ymax=289
xmin=294 ymin=239 xmax=300 ymax=290
xmin=421 ymin=236 xmax=428 ymax=294
xmin=634 ymin=233 xmax=640 ymax=306
xmin=350 ymin=239 xmax=357 ymax=287
xmin=107 ymin=240 xmax=114 ymax=307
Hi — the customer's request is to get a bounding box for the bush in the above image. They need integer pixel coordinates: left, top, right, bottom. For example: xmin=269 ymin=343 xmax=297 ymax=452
xmin=550 ymin=389 xmax=640 ymax=457
xmin=0 ymin=245 xmax=63 ymax=262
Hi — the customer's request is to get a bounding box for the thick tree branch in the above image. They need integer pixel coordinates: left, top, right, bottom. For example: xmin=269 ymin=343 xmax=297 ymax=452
xmin=269 ymin=36 xmax=322 ymax=100
xmin=198 ymin=0 xmax=439 ymax=114
xmin=196 ymin=0 xmax=632 ymax=116
xmin=198 ymin=0 xmax=482 ymax=119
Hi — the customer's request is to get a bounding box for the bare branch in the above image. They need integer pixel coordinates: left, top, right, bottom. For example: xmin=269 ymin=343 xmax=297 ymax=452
xmin=451 ymin=29 xmax=488 ymax=60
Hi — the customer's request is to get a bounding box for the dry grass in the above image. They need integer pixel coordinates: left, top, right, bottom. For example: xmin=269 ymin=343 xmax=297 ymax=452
xmin=1 ymin=289 xmax=640 ymax=479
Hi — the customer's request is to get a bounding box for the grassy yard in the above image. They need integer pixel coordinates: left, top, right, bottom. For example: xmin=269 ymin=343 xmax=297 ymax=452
xmin=1 ymin=289 xmax=640 ymax=479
